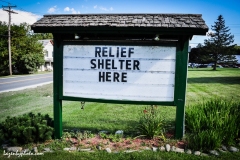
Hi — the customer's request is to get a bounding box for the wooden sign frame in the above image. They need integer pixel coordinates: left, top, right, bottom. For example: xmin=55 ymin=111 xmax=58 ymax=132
xmin=53 ymin=40 xmax=189 ymax=139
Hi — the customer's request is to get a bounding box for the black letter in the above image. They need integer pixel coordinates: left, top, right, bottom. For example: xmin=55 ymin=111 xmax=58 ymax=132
xmin=126 ymin=60 xmax=131 ymax=70
xmin=122 ymin=72 xmax=127 ymax=82
xmin=109 ymin=47 xmax=114 ymax=57
xmin=113 ymin=72 xmax=120 ymax=82
xmin=99 ymin=72 xmax=105 ymax=82
xmin=121 ymin=47 xmax=126 ymax=57
xmin=90 ymin=59 xmax=96 ymax=69
xmin=133 ymin=60 xmax=140 ymax=70
xmin=116 ymin=47 xmax=119 ymax=57
xmin=128 ymin=48 xmax=134 ymax=57
xmin=98 ymin=59 xmax=104 ymax=69
xmin=119 ymin=60 xmax=125 ymax=69
xmin=102 ymin=47 xmax=108 ymax=57
xmin=106 ymin=72 xmax=111 ymax=82
xmin=112 ymin=59 xmax=117 ymax=69
xmin=106 ymin=59 xmax=111 ymax=69
xmin=95 ymin=47 xmax=101 ymax=57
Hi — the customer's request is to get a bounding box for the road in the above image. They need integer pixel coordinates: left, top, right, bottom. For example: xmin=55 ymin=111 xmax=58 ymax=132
xmin=0 ymin=72 xmax=53 ymax=93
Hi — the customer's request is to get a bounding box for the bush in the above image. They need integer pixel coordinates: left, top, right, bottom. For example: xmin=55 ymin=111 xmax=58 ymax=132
xmin=0 ymin=112 xmax=54 ymax=145
xmin=185 ymin=99 xmax=240 ymax=151
xmin=136 ymin=105 xmax=165 ymax=139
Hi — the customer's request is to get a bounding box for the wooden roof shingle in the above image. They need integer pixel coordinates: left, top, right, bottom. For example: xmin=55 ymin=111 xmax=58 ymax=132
xmin=31 ymin=13 xmax=208 ymax=35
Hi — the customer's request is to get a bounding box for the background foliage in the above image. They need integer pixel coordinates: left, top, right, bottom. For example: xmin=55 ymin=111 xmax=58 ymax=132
xmin=189 ymin=15 xmax=239 ymax=68
xmin=0 ymin=22 xmax=52 ymax=75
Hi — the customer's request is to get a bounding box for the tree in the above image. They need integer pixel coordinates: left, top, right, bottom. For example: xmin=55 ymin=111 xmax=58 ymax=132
xmin=204 ymin=15 xmax=235 ymax=70
xmin=33 ymin=33 xmax=53 ymax=40
xmin=0 ymin=22 xmax=45 ymax=75
xmin=189 ymin=43 xmax=213 ymax=64
xmin=234 ymin=46 xmax=240 ymax=54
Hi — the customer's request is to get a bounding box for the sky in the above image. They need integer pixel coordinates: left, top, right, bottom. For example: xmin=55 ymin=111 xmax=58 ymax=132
xmin=0 ymin=0 xmax=240 ymax=47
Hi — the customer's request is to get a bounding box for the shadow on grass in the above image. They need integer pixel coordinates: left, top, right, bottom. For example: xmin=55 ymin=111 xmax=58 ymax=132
xmin=188 ymin=69 xmax=214 ymax=71
xmin=62 ymin=119 xmax=176 ymax=136
xmin=188 ymin=76 xmax=240 ymax=84
xmin=62 ymin=119 xmax=139 ymax=134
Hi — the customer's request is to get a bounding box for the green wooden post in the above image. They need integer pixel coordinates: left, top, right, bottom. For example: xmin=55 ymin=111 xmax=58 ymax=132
xmin=53 ymin=35 xmax=63 ymax=139
xmin=175 ymin=38 xmax=189 ymax=139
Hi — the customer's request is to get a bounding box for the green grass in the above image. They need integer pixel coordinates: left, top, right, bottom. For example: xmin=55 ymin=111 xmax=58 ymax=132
xmin=1 ymin=149 xmax=240 ymax=160
xmin=186 ymin=68 xmax=240 ymax=105
xmin=0 ymin=151 xmax=239 ymax=160
xmin=0 ymin=68 xmax=240 ymax=159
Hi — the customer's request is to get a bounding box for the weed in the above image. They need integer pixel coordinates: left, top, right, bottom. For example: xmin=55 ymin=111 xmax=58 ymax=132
xmin=135 ymin=105 xmax=166 ymax=139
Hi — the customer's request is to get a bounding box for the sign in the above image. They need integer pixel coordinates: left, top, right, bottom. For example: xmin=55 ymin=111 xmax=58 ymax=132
xmin=63 ymin=45 xmax=176 ymax=102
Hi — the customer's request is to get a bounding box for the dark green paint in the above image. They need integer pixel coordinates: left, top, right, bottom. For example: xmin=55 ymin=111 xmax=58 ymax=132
xmin=174 ymin=39 xmax=189 ymax=139
xmin=53 ymin=35 xmax=63 ymax=139
xmin=62 ymin=96 xmax=175 ymax=106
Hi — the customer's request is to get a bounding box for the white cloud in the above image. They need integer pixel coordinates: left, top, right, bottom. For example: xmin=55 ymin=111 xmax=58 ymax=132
xmin=0 ymin=9 xmax=41 ymax=25
xmin=64 ymin=7 xmax=70 ymax=11
xmin=93 ymin=5 xmax=113 ymax=11
xmin=71 ymin=9 xmax=77 ymax=14
xmin=48 ymin=6 xmax=57 ymax=13
xmin=99 ymin=6 xmax=108 ymax=11
xmin=64 ymin=7 xmax=80 ymax=14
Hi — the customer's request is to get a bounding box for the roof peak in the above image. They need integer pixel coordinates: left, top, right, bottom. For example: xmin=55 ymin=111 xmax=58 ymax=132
xmin=43 ymin=13 xmax=202 ymax=17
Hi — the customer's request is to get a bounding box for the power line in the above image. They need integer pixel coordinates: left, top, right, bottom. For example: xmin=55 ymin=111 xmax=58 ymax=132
xmin=2 ymin=3 xmax=17 ymax=76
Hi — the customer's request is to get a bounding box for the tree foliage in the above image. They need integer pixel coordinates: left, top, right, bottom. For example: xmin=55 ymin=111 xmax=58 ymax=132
xmin=234 ymin=46 xmax=240 ymax=55
xmin=0 ymin=22 xmax=47 ymax=75
xmin=189 ymin=43 xmax=213 ymax=64
xmin=203 ymin=15 xmax=235 ymax=70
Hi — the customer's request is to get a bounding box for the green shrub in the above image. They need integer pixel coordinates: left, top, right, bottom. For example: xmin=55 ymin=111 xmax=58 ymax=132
xmin=136 ymin=105 xmax=165 ymax=139
xmin=186 ymin=130 xmax=222 ymax=151
xmin=185 ymin=99 xmax=239 ymax=151
xmin=0 ymin=112 xmax=54 ymax=145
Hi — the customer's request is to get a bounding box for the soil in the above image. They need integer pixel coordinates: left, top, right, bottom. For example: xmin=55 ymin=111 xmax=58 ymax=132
xmin=65 ymin=131 xmax=187 ymax=152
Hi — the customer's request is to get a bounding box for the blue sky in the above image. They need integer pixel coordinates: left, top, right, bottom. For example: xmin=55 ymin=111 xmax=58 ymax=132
xmin=1 ymin=0 xmax=240 ymax=47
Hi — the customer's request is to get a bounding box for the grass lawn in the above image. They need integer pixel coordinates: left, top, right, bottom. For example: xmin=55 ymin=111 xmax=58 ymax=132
xmin=0 ymin=68 xmax=239 ymax=159
xmin=186 ymin=68 xmax=240 ymax=105
xmin=1 ymin=150 xmax=240 ymax=160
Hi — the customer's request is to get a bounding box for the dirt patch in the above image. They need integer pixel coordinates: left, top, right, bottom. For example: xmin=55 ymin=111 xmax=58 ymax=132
xmin=65 ymin=133 xmax=186 ymax=152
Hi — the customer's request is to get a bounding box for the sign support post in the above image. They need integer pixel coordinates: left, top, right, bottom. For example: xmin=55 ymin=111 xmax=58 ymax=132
xmin=53 ymin=36 xmax=63 ymax=139
xmin=175 ymin=37 xmax=189 ymax=138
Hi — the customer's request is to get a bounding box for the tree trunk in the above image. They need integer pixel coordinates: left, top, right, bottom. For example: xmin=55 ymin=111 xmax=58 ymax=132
xmin=213 ymin=53 xmax=217 ymax=70
xmin=213 ymin=61 xmax=217 ymax=70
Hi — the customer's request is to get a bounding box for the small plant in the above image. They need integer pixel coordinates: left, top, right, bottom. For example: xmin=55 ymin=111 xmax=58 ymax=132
xmin=99 ymin=133 xmax=122 ymax=142
xmin=99 ymin=132 xmax=108 ymax=139
xmin=135 ymin=105 xmax=166 ymax=139
xmin=62 ymin=130 xmax=95 ymax=143
xmin=46 ymin=139 xmax=70 ymax=151
xmin=0 ymin=112 xmax=54 ymax=145
xmin=108 ymin=134 xmax=122 ymax=142
xmin=185 ymin=99 xmax=240 ymax=151
xmin=76 ymin=131 xmax=83 ymax=143
xmin=62 ymin=132 xmax=72 ymax=139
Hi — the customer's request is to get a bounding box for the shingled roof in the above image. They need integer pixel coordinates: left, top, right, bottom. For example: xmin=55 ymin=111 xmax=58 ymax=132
xmin=32 ymin=14 xmax=208 ymax=36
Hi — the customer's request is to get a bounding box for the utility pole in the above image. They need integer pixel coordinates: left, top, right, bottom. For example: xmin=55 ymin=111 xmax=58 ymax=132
xmin=2 ymin=4 xmax=17 ymax=75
